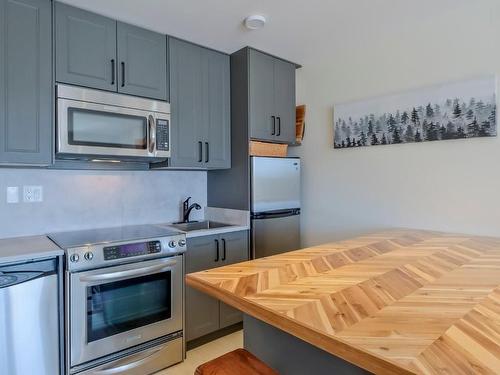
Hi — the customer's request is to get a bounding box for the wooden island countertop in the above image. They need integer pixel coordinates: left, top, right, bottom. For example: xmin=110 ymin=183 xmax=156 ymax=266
xmin=186 ymin=229 xmax=500 ymax=375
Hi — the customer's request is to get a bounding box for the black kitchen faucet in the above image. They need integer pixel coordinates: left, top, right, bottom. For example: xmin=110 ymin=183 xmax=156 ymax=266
xmin=182 ymin=197 xmax=201 ymax=223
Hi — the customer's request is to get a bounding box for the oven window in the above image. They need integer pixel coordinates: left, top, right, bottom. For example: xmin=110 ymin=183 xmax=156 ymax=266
xmin=68 ymin=108 xmax=147 ymax=149
xmin=87 ymin=271 xmax=171 ymax=342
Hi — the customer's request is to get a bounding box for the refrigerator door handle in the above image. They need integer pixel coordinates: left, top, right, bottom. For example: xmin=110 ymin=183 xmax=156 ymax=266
xmin=252 ymin=209 xmax=300 ymax=220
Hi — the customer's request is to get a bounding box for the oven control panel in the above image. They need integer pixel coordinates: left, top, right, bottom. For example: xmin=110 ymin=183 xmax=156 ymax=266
xmin=103 ymin=241 xmax=161 ymax=260
xmin=65 ymin=234 xmax=186 ymax=272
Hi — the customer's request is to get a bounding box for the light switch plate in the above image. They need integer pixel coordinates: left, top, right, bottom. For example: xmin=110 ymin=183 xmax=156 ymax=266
xmin=6 ymin=187 xmax=19 ymax=203
xmin=23 ymin=185 xmax=43 ymax=203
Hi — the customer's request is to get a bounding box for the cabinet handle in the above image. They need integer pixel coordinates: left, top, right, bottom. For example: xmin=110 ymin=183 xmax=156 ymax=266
xmin=277 ymin=116 xmax=281 ymax=137
xmin=111 ymin=59 xmax=115 ymax=85
xmin=215 ymin=239 xmax=220 ymax=262
xmin=271 ymin=116 xmax=276 ymax=135
xmin=205 ymin=142 xmax=209 ymax=163
xmin=121 ymin=62 xmax=125 ymax=87
xmin=221 ymin=238 xmax=226 ymax=261
xmin=198 ymin=141 xmax=203 ymax=163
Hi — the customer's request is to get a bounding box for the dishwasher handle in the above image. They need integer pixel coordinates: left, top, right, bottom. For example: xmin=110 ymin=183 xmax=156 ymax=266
xmin=79 ymin=259 xmax=177 ymax=283
xmin=0 ymin=258 xmax=58 ymax=289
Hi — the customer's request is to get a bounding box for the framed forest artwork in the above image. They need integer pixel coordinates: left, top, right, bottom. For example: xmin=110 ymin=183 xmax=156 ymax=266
xmin=333 ymin=76 xmax=497 ymax=149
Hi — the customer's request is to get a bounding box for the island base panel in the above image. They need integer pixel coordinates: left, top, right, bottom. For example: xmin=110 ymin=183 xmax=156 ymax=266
xmin=243 ymin=315 xmax=372 ymax=375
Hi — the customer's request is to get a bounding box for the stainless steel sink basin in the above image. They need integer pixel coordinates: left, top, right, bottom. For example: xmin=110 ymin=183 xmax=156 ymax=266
xmin=170 ymin=221 xmax=232 ymax=232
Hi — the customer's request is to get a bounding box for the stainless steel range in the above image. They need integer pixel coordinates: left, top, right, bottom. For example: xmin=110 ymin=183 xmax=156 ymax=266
xmin=49 ymin=225 xmax=186 ymax=375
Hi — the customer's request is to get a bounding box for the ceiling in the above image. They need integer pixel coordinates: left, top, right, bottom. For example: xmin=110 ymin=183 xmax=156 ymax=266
xmin=59 ymin=0 xmax=483 ymax=66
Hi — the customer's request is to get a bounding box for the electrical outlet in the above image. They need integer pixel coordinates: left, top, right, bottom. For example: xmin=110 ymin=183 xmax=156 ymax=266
xmin=6 ymin=187 xmax=19 ymax=203
xmin=23 ymin=186 xmax=43 ymax=203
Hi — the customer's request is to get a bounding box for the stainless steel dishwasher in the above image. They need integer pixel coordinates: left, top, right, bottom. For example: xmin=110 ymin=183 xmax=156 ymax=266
xmin=0 ymin=258 xmax=60 ymax=375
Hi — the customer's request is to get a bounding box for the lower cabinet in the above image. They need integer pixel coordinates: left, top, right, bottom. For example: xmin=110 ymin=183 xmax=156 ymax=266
xmin=185 ymin=230 xmax=249 ymax=342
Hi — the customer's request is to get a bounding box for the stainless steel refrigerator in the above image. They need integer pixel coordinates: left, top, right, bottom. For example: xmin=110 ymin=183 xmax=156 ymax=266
xmin=251 ymin=156 xmax=301 ymax=258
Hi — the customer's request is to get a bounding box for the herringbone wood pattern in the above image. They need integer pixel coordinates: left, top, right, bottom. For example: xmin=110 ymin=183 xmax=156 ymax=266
xmin=186 ymin=229 xmax=500 ymax=374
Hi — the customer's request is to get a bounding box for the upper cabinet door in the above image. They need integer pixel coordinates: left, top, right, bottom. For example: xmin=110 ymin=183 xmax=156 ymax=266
xmin=117 ymin=22 xmax=167 ymax=100
xmin=274 ymin=59 xmax=296 ymax=144
xmin=205 ymin=49 xmax=231 ymax=169
xmin=169 ymin=38 xmax=204 ymax=168
xmin=0 ymin=0 xmax=52 ymax=165
xmin=55 ymin=3 xmax=117 ymax=91
xmin=248 ymin=49 xmax=276 ymax=141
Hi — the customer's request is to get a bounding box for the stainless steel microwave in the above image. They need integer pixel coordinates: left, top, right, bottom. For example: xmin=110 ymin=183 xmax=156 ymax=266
xmin=56 ymin=84 xmax=170 ymax=162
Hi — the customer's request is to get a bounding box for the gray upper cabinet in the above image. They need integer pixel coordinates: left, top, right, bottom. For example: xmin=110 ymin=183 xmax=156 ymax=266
xmin=55 ymin=2 xmax=117 ymax=91
xmin=205 ymin=49 xmax=231 ymax=169
xmin=116 ymin=22 xmax=167 ymax=100
xmin=248 ymin=49 xmax=297 ymax=144
xmin=169 ymin=38 xmax=231 ymax=169
xmin=0 ymin=0 xmax=52 ymax=165
xmin=169 ymin=38 xmax=204 ymax=168
xmin=249 ymin=50 xmax=276 ymax=141
xmin=274 ymin=59 xmax=296 ymax=144
xmin=55 ymin=3 xmax=168 ymax=100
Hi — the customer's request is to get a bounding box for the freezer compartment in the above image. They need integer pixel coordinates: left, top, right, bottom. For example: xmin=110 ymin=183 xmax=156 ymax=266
xmin=251 ymin=210 xmax=300 ymax=258
xmin=251 ymin=157 xmax=301 ymax=213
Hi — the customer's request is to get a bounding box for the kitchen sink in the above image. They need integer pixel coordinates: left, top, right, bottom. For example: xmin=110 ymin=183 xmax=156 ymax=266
xmin=170 ymin=221 xmax=232 ymax=232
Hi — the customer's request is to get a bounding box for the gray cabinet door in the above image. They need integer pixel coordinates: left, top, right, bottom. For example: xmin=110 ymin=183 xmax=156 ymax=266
xmin=274 ymin=59 xmax=296 ymax=144
xmin=117 ymin=22 xmax=167 ymax=100
xmin=205 ymin=49 xmax=231 ymax=169
xmin=220 ymin=230 xmax=249 ymax=265
xmin=55 ymin=2 xmax=116 ymax=91
xmin=219 ymin=231 xmax=249 ymax=328
xmin=0 ymin=0 xmax=52 ymax=165
xmin=185 ymin=235 xmax=220 ymax=341
xmin=248 ymin=49 xmax=276 ymax=141
xmin=169 ymin=38 xmax=204 ymax=168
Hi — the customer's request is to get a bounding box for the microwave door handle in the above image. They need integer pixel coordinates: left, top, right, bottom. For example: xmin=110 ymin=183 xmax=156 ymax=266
xmin=148 ymin=115 xmax=156 ymax=154
xmin=79 ymin=259 xmax=177 ymax=283
xmin=92 ymin=345 xmax=164 ymax=374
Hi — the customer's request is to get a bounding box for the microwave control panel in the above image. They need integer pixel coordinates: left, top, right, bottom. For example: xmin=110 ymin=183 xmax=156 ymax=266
xmin=156 ymin=119 xmax=169 ymax=151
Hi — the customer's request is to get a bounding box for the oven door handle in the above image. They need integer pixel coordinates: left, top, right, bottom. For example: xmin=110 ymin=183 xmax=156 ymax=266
xmin=79 ymin=259 xmax=177 ymax=283
xmin=92 ymin=345 xmax=164 ymax=374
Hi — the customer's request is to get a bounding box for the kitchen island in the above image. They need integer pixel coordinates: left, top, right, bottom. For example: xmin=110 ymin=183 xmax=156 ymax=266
xmin=186 ymin=229 xmax=500 ymax=374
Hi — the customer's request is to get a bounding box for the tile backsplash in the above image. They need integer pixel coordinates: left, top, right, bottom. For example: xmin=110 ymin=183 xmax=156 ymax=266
xmin=0 ymin=169 xmax=207 ymax=239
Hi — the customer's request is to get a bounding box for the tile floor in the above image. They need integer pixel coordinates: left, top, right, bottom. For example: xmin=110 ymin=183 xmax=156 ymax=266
xmin=156 ymin=330 xmax=243 ymax=375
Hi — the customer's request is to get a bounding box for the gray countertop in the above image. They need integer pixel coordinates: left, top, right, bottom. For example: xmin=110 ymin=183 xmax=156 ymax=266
xmin=162 ymin=207 xmax=250 ymax=238
xmin=0 ymin=235 xmax=64 ymax=265
xmin=183 ymin=225 xmax=249 ymax=238
xmin=0 ymin=207 xmax=250 ymax=264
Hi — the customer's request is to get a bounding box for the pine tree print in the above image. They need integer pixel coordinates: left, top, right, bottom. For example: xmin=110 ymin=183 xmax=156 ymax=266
xmin=333 ymin=78 xmax=496 ymax=149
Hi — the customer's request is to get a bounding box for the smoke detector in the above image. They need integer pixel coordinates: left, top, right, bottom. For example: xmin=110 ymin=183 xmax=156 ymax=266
xmin=244 ymin=15 xmax=266 ymax=30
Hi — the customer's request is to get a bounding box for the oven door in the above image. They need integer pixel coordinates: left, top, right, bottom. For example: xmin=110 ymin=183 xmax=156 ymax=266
xmin=57 ymin=98 xmax=158 ymax=160
xmin=69 ymin=255 xmax=183 ymax=367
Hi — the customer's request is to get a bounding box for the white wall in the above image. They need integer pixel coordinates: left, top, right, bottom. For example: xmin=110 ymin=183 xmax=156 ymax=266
xmin=0 ymin=169 xmax=206 ymax=239
xmin=292 ymin=0 xmax=500 ymax=246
